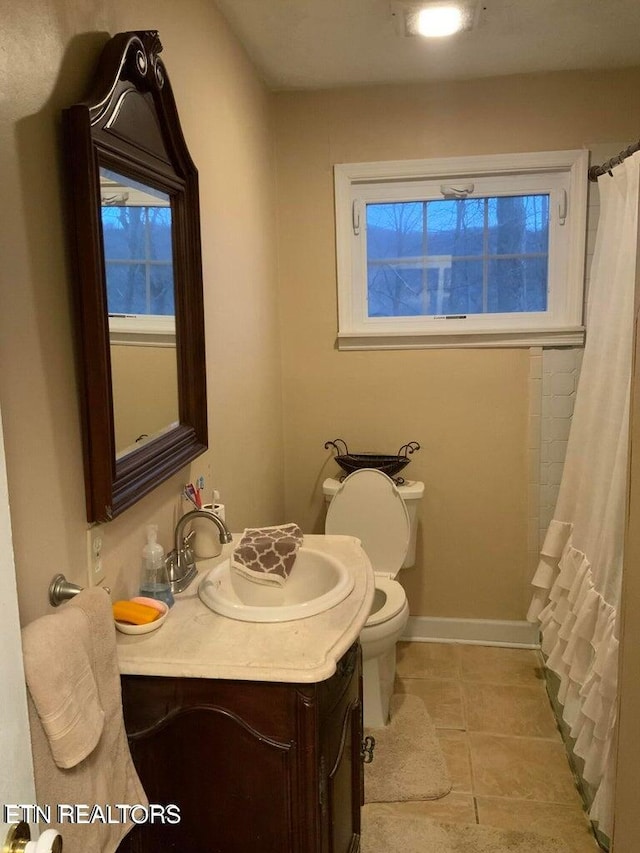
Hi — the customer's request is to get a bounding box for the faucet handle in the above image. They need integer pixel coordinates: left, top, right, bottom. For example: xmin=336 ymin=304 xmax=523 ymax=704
xmin=165 ymin=549 xmax=179 ymax=580
xmin=181 ymin=532 xmax=196 ymax=572
xmin=165 ymin=547 xmax=198 ymax=593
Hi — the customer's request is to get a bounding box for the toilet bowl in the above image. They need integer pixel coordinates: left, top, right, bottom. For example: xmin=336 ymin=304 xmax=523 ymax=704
xmin=323 ymin=469 xmax=424 ymax=728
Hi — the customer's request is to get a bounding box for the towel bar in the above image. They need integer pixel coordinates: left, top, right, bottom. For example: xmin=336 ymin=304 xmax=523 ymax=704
xmin=48 ymin=573 xmax=110 ymax=607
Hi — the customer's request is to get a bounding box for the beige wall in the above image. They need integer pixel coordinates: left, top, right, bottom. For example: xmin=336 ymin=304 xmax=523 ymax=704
xmin=110 ymin=344 xmax=179 ymax=453
xmin=273 ymin=68 xmax=640 ymax=621
xmin=1 ymin=0 xmax=283 ymax=624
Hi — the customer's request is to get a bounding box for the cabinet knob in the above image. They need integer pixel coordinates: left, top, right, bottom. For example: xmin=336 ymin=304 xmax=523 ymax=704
xmin=361 ymin=735 xmax=376 ymax=763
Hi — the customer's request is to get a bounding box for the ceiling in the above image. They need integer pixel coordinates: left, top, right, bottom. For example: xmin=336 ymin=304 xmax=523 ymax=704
xmin=213 ymin=0 xmax=640 ymax=91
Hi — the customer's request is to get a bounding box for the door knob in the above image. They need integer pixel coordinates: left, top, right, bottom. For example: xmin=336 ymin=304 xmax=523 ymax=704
xmin=3 ymin=823 xmax=62 ymax=853
xmin=28 ymin=830 xmax=62 ymax=853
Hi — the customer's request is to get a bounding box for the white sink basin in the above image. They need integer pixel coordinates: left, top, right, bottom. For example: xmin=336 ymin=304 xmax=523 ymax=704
xmin=198 ymin=547 xmax=355 ymax=622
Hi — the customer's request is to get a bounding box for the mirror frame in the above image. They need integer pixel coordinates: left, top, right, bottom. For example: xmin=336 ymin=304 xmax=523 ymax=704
xmin=63 ymin=31 xmax=207 ymax=522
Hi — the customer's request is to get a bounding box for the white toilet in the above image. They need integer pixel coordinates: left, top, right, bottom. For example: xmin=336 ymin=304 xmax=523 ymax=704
xmin=323 ymin=469 xmax=424 ymax=728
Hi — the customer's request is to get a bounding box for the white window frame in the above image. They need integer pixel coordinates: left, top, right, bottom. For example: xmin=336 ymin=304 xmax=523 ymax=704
xmin=334 ymin=150 xmax=589 ymax=349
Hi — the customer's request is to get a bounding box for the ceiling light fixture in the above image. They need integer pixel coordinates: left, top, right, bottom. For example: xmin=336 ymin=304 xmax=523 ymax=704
xmin=416 ymin=5 xmax=464 ymax=36
xmin=393 ymin=2 xmax=479 ymax=39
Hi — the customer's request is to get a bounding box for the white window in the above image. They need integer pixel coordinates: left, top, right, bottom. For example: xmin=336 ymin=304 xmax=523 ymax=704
xmin=334 ymin=150 xmax=588 ymax=349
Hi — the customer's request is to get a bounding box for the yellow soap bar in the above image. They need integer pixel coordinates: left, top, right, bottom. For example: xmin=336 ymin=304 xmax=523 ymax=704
xmin=113 ymin=600 xmax=161 ymax=625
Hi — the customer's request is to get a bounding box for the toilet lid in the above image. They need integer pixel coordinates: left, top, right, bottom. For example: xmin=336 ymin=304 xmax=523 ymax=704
xmin=325 ymin=469 xmax=410 ymax=577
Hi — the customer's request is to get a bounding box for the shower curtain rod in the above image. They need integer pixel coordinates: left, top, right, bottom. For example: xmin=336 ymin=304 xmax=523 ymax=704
xmin=588 ymin=138 xmax=640 ymax=181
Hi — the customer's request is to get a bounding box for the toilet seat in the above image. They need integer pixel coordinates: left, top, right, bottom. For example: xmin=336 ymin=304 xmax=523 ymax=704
xmin=367 ymin=575 xmax=407 ymax=626
xmin=324 ymin=469 xmax=410 ymax=577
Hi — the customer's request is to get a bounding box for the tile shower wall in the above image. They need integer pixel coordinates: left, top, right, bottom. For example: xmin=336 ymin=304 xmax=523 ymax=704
xmin=539 ymin=348 xmax=584 ymax=537
xmin=527 ymin=348 xmax=544 ymax=601
xmin=526 ymin=347 xmax=583 ymax=606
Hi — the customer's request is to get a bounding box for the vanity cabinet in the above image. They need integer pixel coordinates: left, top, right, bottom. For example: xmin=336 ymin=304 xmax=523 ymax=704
xmin=118 ymin=642 xmax=363 ymax=853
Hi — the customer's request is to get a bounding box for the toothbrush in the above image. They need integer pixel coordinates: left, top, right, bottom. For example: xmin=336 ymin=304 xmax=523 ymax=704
xmin=183 ymin=484 xmax=199 ymax=509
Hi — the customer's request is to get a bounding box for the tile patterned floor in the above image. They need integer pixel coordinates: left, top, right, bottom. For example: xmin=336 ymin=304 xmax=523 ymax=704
xmin=394 ymin=642 xmax=602 ymax=853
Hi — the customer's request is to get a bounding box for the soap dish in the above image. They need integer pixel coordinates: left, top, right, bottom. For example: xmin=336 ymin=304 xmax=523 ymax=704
xmin=114 ymin=598 xmax=169 ymax=635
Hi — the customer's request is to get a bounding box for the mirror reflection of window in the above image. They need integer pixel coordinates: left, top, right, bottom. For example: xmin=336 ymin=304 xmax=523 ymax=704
xmin=102 ymin=205 xmax=174 ymax=315
xmin=99 ymin=168 xmax=179 ymax=457
xmin=100 ymin=168 xmax=176 ymax=333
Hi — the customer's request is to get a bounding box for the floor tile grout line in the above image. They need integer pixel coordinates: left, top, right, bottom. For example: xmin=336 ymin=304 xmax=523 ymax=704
xmin=398 ymin=674 xmax=552 ymax=688
xmin=434 ymin=726 xmax=467 ymax=732
xmin=472 ymin=796 xmax=480 ymax=824
xmin=471 ymin=792 xmax=603 ymax=811
xmin=468 ymin=790 xmax=588 ymax=809
xmin=465 ymin=731 xmax=570 ymax=743
xmin=458 ymin=679 xmax=468 ymax=732
xmin=464 ymin=731 xmax=477 ymax=800
xmin=433 ymin=724 xmax=565 ymax=743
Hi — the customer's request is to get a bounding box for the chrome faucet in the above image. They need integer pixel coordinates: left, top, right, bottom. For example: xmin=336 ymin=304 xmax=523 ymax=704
xmin=166 ymin=509 xmax=233 ymax=593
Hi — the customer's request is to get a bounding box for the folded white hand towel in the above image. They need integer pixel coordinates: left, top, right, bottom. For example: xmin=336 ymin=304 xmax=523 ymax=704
xmin=232 ymin=523 xmax=303 ymax=587
xmin=22 ymin=587 xmax=147 ymax=852
xmin=22 ymin=597 xmax=104 ymax=769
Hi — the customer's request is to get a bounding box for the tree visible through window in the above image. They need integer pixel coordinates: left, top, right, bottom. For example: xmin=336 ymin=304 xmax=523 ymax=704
xmin=101 ymin=204 xmax=175 ymax=317
xmin=366 ymin=194 xmax=549 ymax=318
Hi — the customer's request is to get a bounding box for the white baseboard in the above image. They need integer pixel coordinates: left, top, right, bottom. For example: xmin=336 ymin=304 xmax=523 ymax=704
xmin=402 ymin=616 xmax=541 ymax=648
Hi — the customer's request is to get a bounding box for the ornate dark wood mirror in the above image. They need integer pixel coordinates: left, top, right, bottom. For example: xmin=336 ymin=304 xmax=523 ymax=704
xmin=64 ymin=31 xmax=207 ymax=522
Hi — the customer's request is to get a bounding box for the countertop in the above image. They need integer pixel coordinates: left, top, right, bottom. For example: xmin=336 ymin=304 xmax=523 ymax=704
xmin=116 ymin=534 xmax=374 ymax=683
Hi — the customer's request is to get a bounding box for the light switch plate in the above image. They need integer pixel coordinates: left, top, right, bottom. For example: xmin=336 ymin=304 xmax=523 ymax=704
xmin=87 ymin=527 xmax=105 ymax=586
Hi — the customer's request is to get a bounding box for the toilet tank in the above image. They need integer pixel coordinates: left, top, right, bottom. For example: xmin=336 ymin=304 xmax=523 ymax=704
xmin=322 ymin=477 xmax=424 ymax=568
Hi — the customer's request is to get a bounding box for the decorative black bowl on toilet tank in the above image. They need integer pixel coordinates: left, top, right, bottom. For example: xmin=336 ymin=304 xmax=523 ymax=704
xmin=324 ymin=439 xmax=420 ymax=482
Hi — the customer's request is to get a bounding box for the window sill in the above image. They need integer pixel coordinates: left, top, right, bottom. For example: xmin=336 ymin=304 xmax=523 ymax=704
xmin=336 ymin=327 xmax=585 ymax=350
xmin=109 ymin=329 xmax=176 ymax=348
xmin=108 ymin=316 xmax=176 ymax=348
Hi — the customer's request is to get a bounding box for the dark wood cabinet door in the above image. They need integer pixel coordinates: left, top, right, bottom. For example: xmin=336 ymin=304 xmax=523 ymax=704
xmin=126 ymin=706 xmax=298 ymax=851
xmin=118 ymin=644 xmax=363 ymax=853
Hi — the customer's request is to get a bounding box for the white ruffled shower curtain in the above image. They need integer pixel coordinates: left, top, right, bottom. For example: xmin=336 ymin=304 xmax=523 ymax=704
xmin=528 ymin=150 xmax=640 ymax=839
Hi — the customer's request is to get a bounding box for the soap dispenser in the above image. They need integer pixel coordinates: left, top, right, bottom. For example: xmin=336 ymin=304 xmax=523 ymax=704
xmin=139 ymin=524 xmax=174 ymax=607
